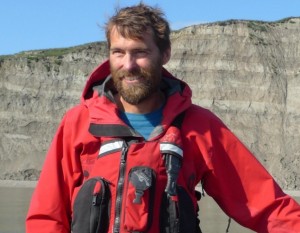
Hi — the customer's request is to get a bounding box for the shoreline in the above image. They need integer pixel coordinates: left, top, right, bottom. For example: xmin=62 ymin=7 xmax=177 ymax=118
xmin=0 ymin=180 xmax=37 ymax=188
xmin=195 ymin=183 xmax=300 ymax=197
xmin=0 ymin=180 xmax=300 ymax=197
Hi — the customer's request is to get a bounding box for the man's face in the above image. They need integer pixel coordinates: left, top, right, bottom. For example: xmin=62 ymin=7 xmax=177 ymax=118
xmin=109 ymin=27 xmax=170 ymax=105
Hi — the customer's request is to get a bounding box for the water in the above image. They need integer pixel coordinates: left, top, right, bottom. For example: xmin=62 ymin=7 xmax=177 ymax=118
xmin=0 ymin=186 xmax=299 ymax=233
xmin=0 ymin=186 xmax=34 ymax=233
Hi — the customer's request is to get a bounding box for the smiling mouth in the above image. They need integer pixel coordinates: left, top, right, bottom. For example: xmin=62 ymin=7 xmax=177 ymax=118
xmin=123 ymin=76 xmax=144 ymax=83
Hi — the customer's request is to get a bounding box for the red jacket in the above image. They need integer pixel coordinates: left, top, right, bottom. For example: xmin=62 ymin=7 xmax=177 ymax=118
xmin=26 ymin=60 xmax=300 ymax=233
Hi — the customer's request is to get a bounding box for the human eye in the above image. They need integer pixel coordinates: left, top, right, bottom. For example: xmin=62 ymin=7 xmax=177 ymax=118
xmin=134 ymin=49 xmax=148 ymax=57
xmin=110 ymin=49 xmax=124 ymax=57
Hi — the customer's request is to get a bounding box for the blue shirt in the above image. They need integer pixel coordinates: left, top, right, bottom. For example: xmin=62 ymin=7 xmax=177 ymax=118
xmin=119 ymin=106 xmax=163 ymax=139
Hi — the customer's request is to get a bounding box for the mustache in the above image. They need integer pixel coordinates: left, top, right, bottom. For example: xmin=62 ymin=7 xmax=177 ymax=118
xmin=113 ymin=68 xmax=150 ymax=78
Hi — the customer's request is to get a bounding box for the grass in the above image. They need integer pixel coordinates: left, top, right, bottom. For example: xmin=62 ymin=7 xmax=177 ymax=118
xmin=0 ymin=41 xmax=106 ymax=61
xmin=247 ymin=21 xmax=269 ymax=32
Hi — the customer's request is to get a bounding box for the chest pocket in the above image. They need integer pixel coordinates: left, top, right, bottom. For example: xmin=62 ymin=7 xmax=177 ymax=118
xmin=123 ymin=166 xmax=156 ymax=232
xmin=71 ymin=177 xmax=111 ymax=233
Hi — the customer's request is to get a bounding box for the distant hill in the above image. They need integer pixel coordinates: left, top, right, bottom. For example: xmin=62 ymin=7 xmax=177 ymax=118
xmin=0 ymin=17 xmax=299 ymax=190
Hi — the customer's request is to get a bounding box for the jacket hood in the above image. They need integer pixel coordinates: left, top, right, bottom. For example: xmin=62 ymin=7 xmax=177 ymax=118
xmin=81 ymin=59 xmax=193 ymax=139
xmin=81 ymin=60 xmax=191 ymax=101
xmin=81 ymin=60 xmax=111 ymax=101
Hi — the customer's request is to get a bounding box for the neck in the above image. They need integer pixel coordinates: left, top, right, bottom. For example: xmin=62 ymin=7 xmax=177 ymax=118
xmin=115 ymin=91 xmax=165 ymax=114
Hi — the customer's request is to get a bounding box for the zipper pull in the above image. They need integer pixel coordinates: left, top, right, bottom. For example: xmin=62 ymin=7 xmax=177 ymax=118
xmin=92 ymin=180 xmax=102 ymax=206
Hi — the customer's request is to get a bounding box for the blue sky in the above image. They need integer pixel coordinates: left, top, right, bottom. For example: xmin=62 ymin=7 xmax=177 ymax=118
xmin=1 ymin=0 xmax=299 ymax=55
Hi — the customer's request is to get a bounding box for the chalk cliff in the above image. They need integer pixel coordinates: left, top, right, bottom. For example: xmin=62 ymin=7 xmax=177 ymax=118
xmin=0 ymin=18 xmax=299 ymax=190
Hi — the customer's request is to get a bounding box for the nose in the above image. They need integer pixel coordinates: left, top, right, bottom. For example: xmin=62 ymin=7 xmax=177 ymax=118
xmin=122 ymin=53 xmax=138 ymax=71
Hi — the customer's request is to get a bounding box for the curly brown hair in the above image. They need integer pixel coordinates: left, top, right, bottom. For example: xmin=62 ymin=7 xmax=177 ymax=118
xmin=105 ymin=3 xmax=171 ymax=53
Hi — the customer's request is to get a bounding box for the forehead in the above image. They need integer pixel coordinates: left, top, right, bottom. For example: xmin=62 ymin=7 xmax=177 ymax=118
xmin=110 ymin=26 xmax=157 ymax=48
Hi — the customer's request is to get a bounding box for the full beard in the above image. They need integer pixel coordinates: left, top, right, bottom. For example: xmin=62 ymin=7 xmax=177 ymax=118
xmin=111 ymin=65 xmax=162 ymax=105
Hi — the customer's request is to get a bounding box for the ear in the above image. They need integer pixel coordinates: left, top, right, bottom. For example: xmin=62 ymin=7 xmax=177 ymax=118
xmin=162 ymin=47 xmax=171 ymax=65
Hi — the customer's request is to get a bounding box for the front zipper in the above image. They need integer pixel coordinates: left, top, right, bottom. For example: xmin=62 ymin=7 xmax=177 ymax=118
xmin=113 ymin=142 xmax=129 ymax=233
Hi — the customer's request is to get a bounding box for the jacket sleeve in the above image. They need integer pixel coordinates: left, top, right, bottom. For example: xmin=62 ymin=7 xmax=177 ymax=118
xmin=26 ymin=112 xmax=83 ymax=233
xmin=199 ymin=115 xmax=300 ymax=233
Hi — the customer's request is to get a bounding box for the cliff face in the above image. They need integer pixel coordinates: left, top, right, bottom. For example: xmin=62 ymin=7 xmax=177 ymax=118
xmin=0 ymin=18 xmax=299 ymax=189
